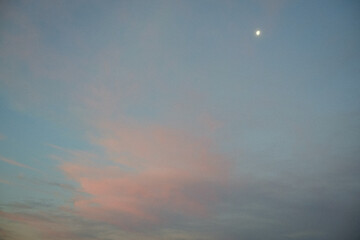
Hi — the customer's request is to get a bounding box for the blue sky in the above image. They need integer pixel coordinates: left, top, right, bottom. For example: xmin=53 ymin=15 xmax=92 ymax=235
xmin=1 ymin=1 xmax=360 ymax=239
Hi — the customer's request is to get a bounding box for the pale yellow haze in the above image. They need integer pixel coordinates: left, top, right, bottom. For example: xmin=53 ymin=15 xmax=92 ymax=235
xmin=255 ymin=30 xmax=261 ymax=36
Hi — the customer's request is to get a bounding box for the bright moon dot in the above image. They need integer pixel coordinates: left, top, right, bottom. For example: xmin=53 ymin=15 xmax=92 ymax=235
xmin=255 ymin=30 xmax=261 ymax=36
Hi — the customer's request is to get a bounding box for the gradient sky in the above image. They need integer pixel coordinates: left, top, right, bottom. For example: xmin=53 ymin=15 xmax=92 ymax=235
xmin=0 ymin=1 xmax=360 ymax=239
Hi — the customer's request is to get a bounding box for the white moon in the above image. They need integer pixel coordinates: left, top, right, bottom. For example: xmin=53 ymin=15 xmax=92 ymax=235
xmin=255 ymin=30 xmax=261 ymax=36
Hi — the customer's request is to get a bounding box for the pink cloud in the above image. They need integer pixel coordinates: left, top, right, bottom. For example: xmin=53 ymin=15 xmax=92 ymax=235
xmin=60 ymin=122 xmax=231 ymax=229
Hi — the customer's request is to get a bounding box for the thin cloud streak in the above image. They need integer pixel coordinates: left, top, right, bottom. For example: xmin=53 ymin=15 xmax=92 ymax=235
xmin=0 ymin=178 xmax=11 ymax=185
xmin=46 ymin=144 xmax=97 ymax=160
xmin=0 ymin=155 xmax=40 ymax=172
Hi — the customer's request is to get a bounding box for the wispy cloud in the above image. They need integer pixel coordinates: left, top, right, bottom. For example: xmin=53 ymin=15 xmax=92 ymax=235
xmin=1 ymin=1 xmax=359 ymax=239
xmin=17 ymin=176 xmax=78 ymax=192
xmin=46 ymin=144 xmax=97 ymax=162
xmin=0 ymin=208 xmax=206 ymax=240
xmin=60 ymin=121 xmax=231 ymax=229
xmin=0 ymin=155 xmax=40 ymax=172
xmin=0 ymin=178 xmax=11 ymax=185
xmin=0 ymin=133 xmax=6 ymax=140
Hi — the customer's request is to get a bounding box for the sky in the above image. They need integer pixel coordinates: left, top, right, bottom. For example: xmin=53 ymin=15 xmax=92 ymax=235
xmin=0 ymin=0 xmax=359 ymax=239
